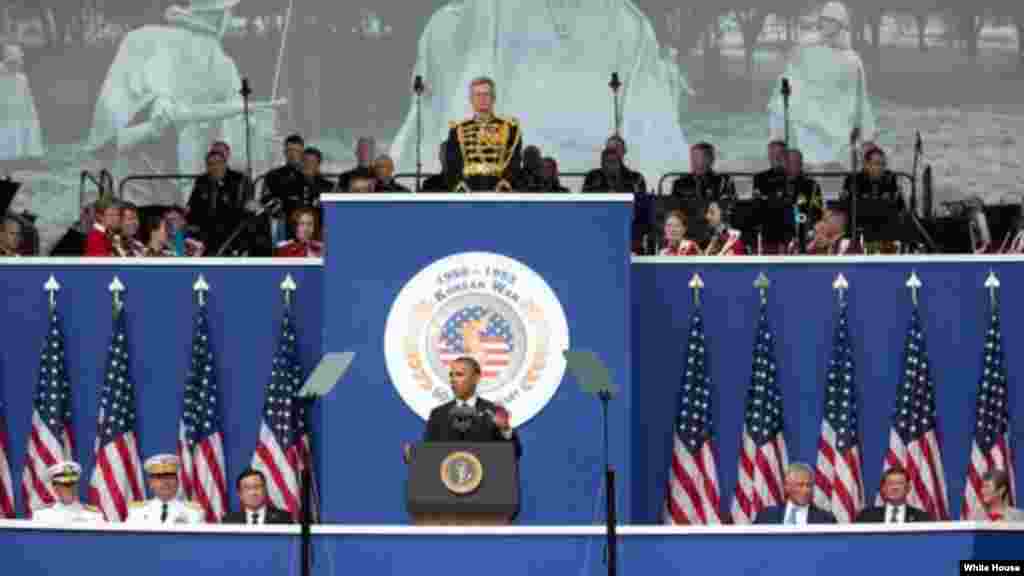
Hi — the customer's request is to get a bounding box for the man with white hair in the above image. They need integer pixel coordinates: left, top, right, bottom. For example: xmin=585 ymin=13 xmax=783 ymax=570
xmin=754 ymin=462 xmax=838 ymax=525
xmin=767 ymin=1 xmax=876 ymax=167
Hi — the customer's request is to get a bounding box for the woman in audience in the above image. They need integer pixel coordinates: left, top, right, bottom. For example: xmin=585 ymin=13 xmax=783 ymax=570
xmin=659 ymin=210 xmax=698 ymax=256
xmin=703 ymin=200 xmax=745 ymax=256
xmin=275 ymin=207 xmax=324 ymax=258
xmin=140 ymin=211 xmax=174 ymax=257
xmin=979 ymin=469 xmax=1024 ymax=522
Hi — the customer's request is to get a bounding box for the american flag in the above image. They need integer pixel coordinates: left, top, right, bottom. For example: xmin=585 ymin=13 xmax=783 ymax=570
xmin=877 ymin=308 xmax=949 ymax=519
xmin=962 ymin=303 xmax=1015 ymax=520
xmin=87 ymin=307 xmax=146 ymax=521
xmin=438 ymin=305 xmax=513 ymax=380
xmin=731 ymin=297 xmax=789 ymax=524
xmin=664 ymin=306 xmax=721 ymax=524
xmin=251 ymin=309 xmax=316 ymax=520
xmin=813 ymin=294 xmax=864 ymax=523
xmin=21 ymin=308 xmax=75 ymax=516
xmin=177 ymin=304 xmax=228 ymax=522
xmin=0 ymin=396 xmax=14 ymax=518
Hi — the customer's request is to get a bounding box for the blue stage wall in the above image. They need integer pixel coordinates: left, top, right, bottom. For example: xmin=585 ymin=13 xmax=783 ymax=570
xmin=631 ymin=259 xmax=1024 ymax=524
xmin=0 ymin=262 xmax=323 ymax=514
xmin=3 ymin=524 xmax=1019 ymax=575
xmin=320 ymin=196 xmax=633 ymax=525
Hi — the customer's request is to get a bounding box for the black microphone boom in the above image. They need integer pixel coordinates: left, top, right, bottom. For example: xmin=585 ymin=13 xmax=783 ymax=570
xmin=240 ymin=77 xmax=253 ymax=184
xmin=781 ymin=77 xmax=791 ymax=147
xmin=414 ymin=75 xmax=425 ymax=193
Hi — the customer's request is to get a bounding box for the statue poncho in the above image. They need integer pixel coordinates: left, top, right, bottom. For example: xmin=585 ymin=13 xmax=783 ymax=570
xmin=390 ymin=0 xmax=691 ymax=184
xmin=768 ymin=37 xmax=876 ymax=166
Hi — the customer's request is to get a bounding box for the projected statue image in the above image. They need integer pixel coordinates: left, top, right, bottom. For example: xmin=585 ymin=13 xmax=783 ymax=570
xmin=87 ymin=0 xmax=284 ymax=196
xmin=767 ymin=1 xmax=876 ymax=167
xmin=0 ymin=44 xmax=45 ymax=161
xmin=390 ymin=0 xmax=691 ymax=185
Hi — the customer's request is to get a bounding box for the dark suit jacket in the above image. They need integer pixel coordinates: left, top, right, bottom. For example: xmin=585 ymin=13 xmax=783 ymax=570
xmin=754 ymin=504 xmax=837 ymax=525
xmin=223 ymin=505 xmax=293 ymax=525
xmin=187 ymin=170 xmax=249 ymax=254
xmin=856 ymin=504 xmax=932 ymax=523
xmin=424 ymin=398 xmax=522 ymax=459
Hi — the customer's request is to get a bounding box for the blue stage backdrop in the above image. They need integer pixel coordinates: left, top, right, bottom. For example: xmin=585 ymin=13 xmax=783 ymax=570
xmin=0 ymin=262 xmax=323 ymax=515
xmin=320 ymin=194 xmax=633 ymax=524
xmin=631 ymin=258 xmax=1023 ymax=524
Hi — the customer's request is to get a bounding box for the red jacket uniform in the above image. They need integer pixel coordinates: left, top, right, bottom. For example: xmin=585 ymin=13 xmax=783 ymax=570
xmin=659 ymin=239 xmax=700 ymax=256
xmin=84 ymin=224 xmax=114 ymax=257
xmin=704 ymin=228 xmax=745 ymax=256
xmin=274 ymin=240 xmax=323 ymax=258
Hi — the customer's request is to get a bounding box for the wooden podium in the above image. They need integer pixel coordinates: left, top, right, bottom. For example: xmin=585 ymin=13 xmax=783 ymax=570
xmin=407 ymin=442 xmax=518 ymax=526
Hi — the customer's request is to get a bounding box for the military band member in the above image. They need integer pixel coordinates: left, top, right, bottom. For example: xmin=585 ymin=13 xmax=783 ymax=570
xmin=126 ymin=454 xmax=203 ymax=524
xmin=33 ymin=461 xmax=104 ymax=523
xmin=670 ymin=142 xmax=736 ymax=203
xmin=275 ymin=207 xmax=323 ymax=258
xmin=446 ymin=77 xmax=522 ymax=192
xmin=789 ymin=207 xmax=859 ymax=255
xmin=659 ymin=210 xmax=699 ymax=256
xmin=752 ymin=140 xmax=787 ymax=199
xmin=1 ymin=214 xmax=21 ymax=256
xmin=703 ymin=200 xmax=745 ymax=256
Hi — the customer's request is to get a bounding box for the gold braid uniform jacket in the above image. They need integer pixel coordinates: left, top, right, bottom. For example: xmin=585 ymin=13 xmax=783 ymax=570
xmin=445 ymin=115 xmax=522 ymax=192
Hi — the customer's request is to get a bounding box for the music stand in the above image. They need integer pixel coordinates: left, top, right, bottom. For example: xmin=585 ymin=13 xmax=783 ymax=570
xmin=751 ymin=199 xmax=796 ymax=251
xmin=855 ymin=199 xmax=908 ymax=245
xmin=295 ymin=352 xmax=355 ymax=576
xmin=564 ymin=350 xmax=619 ymax=576
xmin=0 ymin=178 xmax=19 ymax=215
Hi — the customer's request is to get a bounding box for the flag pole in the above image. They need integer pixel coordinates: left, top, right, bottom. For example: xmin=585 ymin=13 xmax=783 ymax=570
xmin=281 ymin=273 xmax=312 ymax=576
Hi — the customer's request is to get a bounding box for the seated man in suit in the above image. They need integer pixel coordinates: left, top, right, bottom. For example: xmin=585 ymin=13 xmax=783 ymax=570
xmin=856 ymin=466 xmax=931 ymax=523
xmin=418 ymin=356 xmax=522 ymax=459
xmin=978 ymin=469 xmax=1024 ymax=522
xmin=754 ymin=463 xmax=837 ymax=525
xmin=223 ymin=468 xmax=293 ymax=525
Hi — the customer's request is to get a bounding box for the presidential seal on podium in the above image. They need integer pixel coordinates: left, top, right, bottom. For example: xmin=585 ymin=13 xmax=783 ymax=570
xmin=440 ymin=451 xmax=484 ymax=495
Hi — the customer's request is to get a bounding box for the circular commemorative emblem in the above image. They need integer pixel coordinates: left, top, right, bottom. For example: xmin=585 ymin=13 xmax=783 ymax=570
xmin=384 ymin=252 xmax=570 ymax=427
xmin=440 ymin=451 xmax=484 ymax=495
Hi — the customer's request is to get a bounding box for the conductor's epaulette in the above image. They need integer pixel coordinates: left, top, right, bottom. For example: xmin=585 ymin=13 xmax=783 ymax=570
xmin=449 ymin=121 xmax=459 ymax=130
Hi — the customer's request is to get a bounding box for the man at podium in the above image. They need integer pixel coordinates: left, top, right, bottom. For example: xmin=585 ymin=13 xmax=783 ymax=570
xmin=445 ymin=77 xmax=522 ymax=193
xmin=424 ymin=357 xmax=522 ymax=459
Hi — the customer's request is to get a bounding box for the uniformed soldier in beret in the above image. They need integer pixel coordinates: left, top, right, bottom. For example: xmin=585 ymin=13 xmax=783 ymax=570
xmin=33 ymin=461 xmax=104 ymax=523
xmin=126 ymin=454 xmax=203 ymax=524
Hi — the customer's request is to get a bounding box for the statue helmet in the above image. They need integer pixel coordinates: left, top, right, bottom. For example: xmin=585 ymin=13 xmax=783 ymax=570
xmin=819 ymin=1 xmax=850 ymax=28
xmin=187 ymin=0 xmax=240 ymax=11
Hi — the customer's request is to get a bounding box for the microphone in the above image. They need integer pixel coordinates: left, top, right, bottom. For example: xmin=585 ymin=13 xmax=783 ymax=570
xmin=240 ymin=77 xmax=252 ymax=97
xmin=850 ymin=126 xmax=861 ymax=145
xmin=413 ymin=75 xmax=425 ymax=95
xmin=915 ymin=131 xmax=923 ymax=154
xmin=781 ymin=77 xmax=791 ymax=98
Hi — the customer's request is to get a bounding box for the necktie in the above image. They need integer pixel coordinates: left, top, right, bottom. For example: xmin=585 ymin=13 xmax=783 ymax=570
xmin=889 ymin=506 xmax=900 ymax=524
xmin=785 ymin=505 xmax=797 ymax=525
xmin=251 ymin=512 xmax=259 ymax=525
xmin=160 ymin=503 xmax=168 ymax=523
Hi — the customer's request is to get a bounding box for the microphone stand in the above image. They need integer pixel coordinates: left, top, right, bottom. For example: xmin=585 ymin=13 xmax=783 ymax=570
xmin=781 ymin=78 xmax=791 ymax=148
xmin=911 ymin=132 xmax=922 ymax=217
xmin=597 ymin=388 xmax=617 ymax=576
xmin=414 ymin=75 xmax=425 ymax=193
xmin=848 ymin=128 xmax=860 ymax=242
xmin=609 ymin=73 xmax=622 ymax=137
xmin=240 ymin=77 xmax=254 ymax=184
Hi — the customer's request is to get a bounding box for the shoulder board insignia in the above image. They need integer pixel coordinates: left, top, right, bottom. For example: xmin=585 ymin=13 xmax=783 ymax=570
xmin=84 ymin=504 xmax=100 ymax=512
xmin=448 ymin=121 xmax=458 ymax=130
xmin=498 ymin=115 xmax=518 ymax=126
xmin=128 ymin=501 xmax=146 ymax=508
xmin=186 ymin=501 xmax=203 ymax=510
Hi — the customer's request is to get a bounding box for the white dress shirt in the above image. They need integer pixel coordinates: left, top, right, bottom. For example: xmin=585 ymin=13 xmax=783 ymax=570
xmin=885 ymin=503 xmax=906 ymax=524
xmin=246 ymin=506 xmax=267 ymax=525
xmin=784 ymin=502 xmax=809 ymax=525
xmin=455 ymin=395 xmax=514 ymax=439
